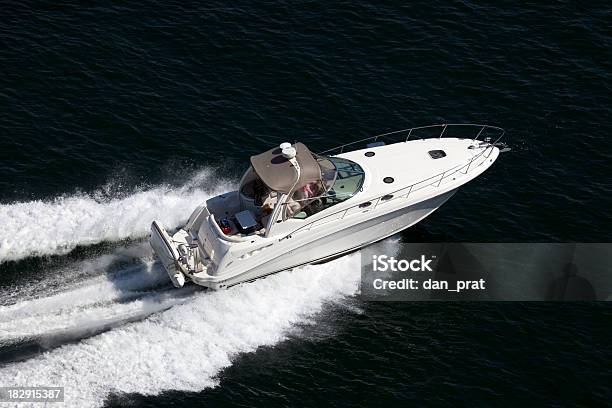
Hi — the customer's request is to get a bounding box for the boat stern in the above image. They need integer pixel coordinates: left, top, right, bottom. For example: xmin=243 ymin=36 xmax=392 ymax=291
xmin=151 ymin=218 xmax=221 ymax=289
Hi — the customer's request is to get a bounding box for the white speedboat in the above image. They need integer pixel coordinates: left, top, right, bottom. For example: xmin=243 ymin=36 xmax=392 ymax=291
xmin=150 ymin=123 xmax=507 ymax=289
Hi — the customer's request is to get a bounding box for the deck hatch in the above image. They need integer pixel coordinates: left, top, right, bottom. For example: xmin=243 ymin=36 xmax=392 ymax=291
xmin=428 ymin=150 xmax=446 ymax=159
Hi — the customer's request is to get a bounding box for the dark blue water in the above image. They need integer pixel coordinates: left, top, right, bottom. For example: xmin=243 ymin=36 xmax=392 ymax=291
xmin=0 ymin=1 xmax=611 ymax=407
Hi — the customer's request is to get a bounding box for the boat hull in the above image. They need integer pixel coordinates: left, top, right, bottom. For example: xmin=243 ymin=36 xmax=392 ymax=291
xmin=191 ymin=189 xmax=456 ymax=289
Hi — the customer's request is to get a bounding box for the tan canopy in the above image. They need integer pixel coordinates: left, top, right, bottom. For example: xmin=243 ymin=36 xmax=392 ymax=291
xmin=250 ymin=142 xmax=321 ymax=194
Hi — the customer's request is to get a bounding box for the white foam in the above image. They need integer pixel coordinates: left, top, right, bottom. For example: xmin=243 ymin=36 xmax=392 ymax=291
xmin=0 ymin=242 xmax=156 ymax=306
xmin=0 ymin=166 xmax=400 ymax=407
xmin=0 ymin=253 xmax=363 ymax=407
xmin=0 ymin=243 xmax=195 ymax=342
xmin=0 ymin=169 xmax=233 ymax=263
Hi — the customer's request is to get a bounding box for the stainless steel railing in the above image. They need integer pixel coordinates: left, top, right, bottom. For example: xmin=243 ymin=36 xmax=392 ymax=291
xmin=318 ymin=123 xmax=505 ymax=155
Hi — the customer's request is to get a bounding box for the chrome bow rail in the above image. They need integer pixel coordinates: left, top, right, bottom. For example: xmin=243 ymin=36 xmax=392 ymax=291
xmin=279 ymin=124 xmax=506 ymax=241
xmin=319 ymin=123 xmax=505 ymax=155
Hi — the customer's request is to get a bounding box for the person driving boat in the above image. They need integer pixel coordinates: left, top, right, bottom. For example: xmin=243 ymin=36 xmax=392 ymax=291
xmin=284 ymin=181 xmax=324 ymax=218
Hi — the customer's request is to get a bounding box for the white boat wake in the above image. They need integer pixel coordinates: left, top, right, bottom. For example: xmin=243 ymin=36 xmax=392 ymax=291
xmin=0 ymin=169 xmax=232 ymax=263
xmin=0 ymin=252 xmax=363 ymax=407
xmin=0 ymin=171 xmax=399 ymax=407
xmin=0 ymin=243 xmax=196 ymax=345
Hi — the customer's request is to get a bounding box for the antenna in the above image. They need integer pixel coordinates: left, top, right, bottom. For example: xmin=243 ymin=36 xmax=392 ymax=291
xmin=282 ymin=146 xmax=297 ymax=159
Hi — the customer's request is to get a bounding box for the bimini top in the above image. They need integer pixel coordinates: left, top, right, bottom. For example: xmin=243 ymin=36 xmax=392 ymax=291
xmin=250 ymin=142 xmax=321 ymax=194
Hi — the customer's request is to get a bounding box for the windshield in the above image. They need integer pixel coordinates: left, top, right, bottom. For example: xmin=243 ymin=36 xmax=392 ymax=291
xmin=323 ymin=156 xmax=365 ymax=199
xmin=284 ymin=155 xmax=365 ymax=220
